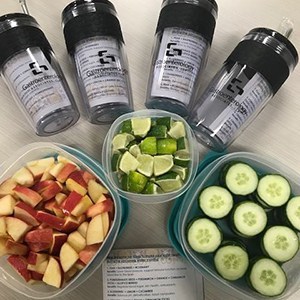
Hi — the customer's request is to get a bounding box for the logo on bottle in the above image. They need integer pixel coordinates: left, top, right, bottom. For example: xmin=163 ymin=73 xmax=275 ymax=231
xmin=166 ymin=43 xmax=182 ymax=57
xmin=226 ymin=78 xmax=244 ymax=96
xmin=29 ymin=62 xmax=49 ymax=75
xmin=98 ymin=50 xmax=116 ymax=64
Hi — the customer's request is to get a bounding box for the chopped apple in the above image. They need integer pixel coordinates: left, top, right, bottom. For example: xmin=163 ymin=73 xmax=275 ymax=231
xmin=77 ymin=221 xmax=89 ymax=238
xmin=68 ymin=171 xmax=87 ymax=188
xmin=74 ymin=259 xmax=86 ymax=270
xmin=42 ymin=257 xmax=63 ymax=288
xmin=65 ymin=178 xmax=87 ymax=196
xmin=97 ymin=194 xmax=108 ymax=203
xmin=76 ymin=214 xmax=86 ymax=225
xmin=27 ymin=242 xmax=51 ymax=253
xmin=0 ymin=237 xmax=7 ymax=256
xmin=87 ymin=180 xmax=108 ymax=203
xmin=61 ymin=191 xmax=82 ymax=215
xmin=28 ymin=259 xmax=48 ymax=274
xmin=40 ymin=181 xmax=63 ymax=201
xmin=49 ymin=232 xmax=67 ymax=256
xmin=44 ymin=199 xmax=56 ymax=212
xmin=67 ymin=231 xmax=86 ymax=253
xmin=14 ymin=202 xmax=39 ymax=226
xmin=81 ymin=171 xmax=96 ymax=184
xmin=86 ymin=199 xmax=114 ymax=218
xmin=27 ymin=252 xmax=48 ymax=265
xmin=36 ymin=211 xmax=65 ymax=231
xmin=52 ymin=206 xmax=65 ymax=218
xmin=79 ymin=244 xmax=100 ymax=265
xmin=65 ymin=266 xmax=78 ymax=282
xmin=31 ymin=271 xmax=44 ymax=281
xmin=86 ymin=214 xmax=104 ymax=245
xmin=26 ymin=157 xmax=55 ymax=179
xmin=6 ymin=217 xmax=32 ymax=242
xmin=71 ymin=195 xmax=93 ymax=217
xmin=49 ymin=162 xmax=65 ymax=178
xmin=60 ymin=242 xmax=79 ymax=272
xmin=55 ymin=193 xmax=67 ymax=205
xmin=61 ymin=215 xmax=80 ymax=233
xmin=0 ymin=178 xmax=17 ymax=197
xmin=25 ymin=228 xmax=53 ymax=244
xmin=57 ymin=155 xmax=78 ymax=167
xmin=5 ymin=239 xmax=28 ymax=256
xmin=0 ymin=194 xmax=16 ymax=216
xmin=101 ymin=212 xmax=110 ymax=238
xmin=56 ymin=163 xmax=78 ymax=183
xmin=32 ymin=180 xmax=54 ymax=193
xmin=7 ymin=255 xmax=31 ymax=282
xmin=12 ymin=167 xmax=34 ymax=187
xmin=40 ymin=167 xmax=55 ymax=181
xmin=13 ymin=185 xmax=43 ymax=207
xmin=0 ymin=217 xmax=7 ymax=237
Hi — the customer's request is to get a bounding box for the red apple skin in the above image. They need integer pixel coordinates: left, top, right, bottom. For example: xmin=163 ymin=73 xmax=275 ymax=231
xmin=14 ymin=202 xmax=40 ymax=227
xmin=6 ymin=239 xmax=28 ymax=256
xmin=62 ymin=191 xmax=82 ymax=215
xmin=36 ymin=211 xmax=65 ymax=231
xmin=31 ymin=271 xmax=44 ymax=281
xmin=79 ymin=244 xmax=100 ymax=265
xmin=27 ymin=242 xmax=51 ymax=253
xmin=56 ymin=163 xmax=78 ymax=183
xmin=40 ymin=181 xmax=63 ymax=201
xmin=32 ymin=180 xmax=54 ymax=193
xmin=49 ymin=232 xmax=68 ymax=256
xmin=25 ymin=228 xmax=53 ymax=244
xmin=61 ymin=216 xmax=80 ymax=233
xmin=44 ymin=200 xmax=56 ymax=212
xmin=13 ymin=186 xmax=43 ymax=207
xmin=81 ymin=171 xmax=96 ymax=184
xmin=27 ymin=252 xmax=48 ymax=265
xmin=86 ymin=199 xmax=114 ymax=218
xmin=7 ymin=255 xmax=31 ymax=282
xmin=68 ymin=171 xmax=87 ymax=188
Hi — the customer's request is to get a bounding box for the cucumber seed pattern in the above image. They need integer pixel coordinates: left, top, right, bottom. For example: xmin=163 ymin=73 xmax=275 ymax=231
xmin=209 ymin=195 xmax=225 ymax=209
xmin=274 ymin=235 xmax=289 ymax=251
xmin=235 ymin=173 xmax=249 ymax=185
xmin=196 ymin=228 xmax=212 ymax=244
xmin=223 ymin=254 xmax=241 ymax=270
xmin=266 ymin=183 xmax=282 ymax=198
xmin=243 ymin=211 xmax=256 ymax=226
xmin=260 ymin=270 xmax=277 ymax=286
xmin=296 ymin=206 xmax=300 ymax=218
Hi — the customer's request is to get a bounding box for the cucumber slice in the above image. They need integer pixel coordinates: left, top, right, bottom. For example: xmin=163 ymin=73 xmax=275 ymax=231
xmin=221 ymin=162 xmax=258 ymax=195
xmin=257 ymin=174 xmax=291 ymax=207
xmin=214 ymin=243 xmax=249 ymax=281
xmin=187 ymin=218 xmax=222 ymax=254
xmin=199 ymin=186 xmax=233 ymax=219
xmin=262 ymin=226 xmax=299 ymax=263
xmin=248 ymin=258 xmax=287 ymax=297
xmin=286 ymin=196 xmax=300 ymax=231
xmin=232 ymin=201 xmax=267 ymax=237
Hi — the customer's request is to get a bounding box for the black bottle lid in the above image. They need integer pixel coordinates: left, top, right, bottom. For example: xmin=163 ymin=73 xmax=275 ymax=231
xmin=0 ymin=13 xmax=52 ymax=69
xmin=62 ymin=0 xmax=124 ymax=55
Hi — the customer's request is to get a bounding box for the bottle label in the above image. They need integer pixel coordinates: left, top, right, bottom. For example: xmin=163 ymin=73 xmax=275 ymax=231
xmin=2 ymin=48 xmax=71 ymax=126
xmin=194 ymin=63 xmax=272 ymax=145
xmin=74 ymin=37 xmax=129 ymax=108
xmin=151 ymin=27 xmax=208 ymax=105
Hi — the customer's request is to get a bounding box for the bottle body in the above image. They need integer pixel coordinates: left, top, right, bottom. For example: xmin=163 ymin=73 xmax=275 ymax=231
xmin=73 ymin=36 xmax=132 ymax=124
xmin=146 ymin=27 xmax=210 ymax=117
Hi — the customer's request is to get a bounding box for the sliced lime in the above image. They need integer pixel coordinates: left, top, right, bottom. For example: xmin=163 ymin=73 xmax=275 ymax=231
xmin=148 ymin=125 xmax=168 ymax=138
xmin=112 ymin=133 xmax=135 ymax=151
xmin=156 ymin=117 xmax=172 ymax=130
xmin=129 ymin=144 xmax=141 ymax=157
xmin=174 ymin=152 xmax=190 ymax=167
xmin=156 ymin=172 xmax=183 ymax=192
xmin=128 ymin=171 xmax=148 ymax=193
xmin=111 ymin=151 xmax=122 ymax=172
xmin=153 ymin=155 xmax=174 ymax=176
xmin=131 ymin=118 xmax=151 ymax=137
xmin=137 ymin=154 xmax=154 ymax=177
xmin=143 ymin=182 xmax=162 ymax=194
xmin=120 ymin=120 xmax=132 ymax=133
xmin=140 ymin=137 xmax=157 ymax=155
xmin=171 ymin=165 xmax=188 ymax=181
xmin=157 ymin=138 xmax=177 ymax=154
xmin=119 ymin=151 xmax=140 ymax=174
xmin=168 ymin=121 xmax=186 ymax=139
xmin=121 ymin=174 xmax=129 ymax=191
xmin=177 ymin=137 xmax=189 ymax=154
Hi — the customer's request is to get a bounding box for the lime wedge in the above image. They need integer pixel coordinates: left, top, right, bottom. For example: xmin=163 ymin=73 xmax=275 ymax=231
xmin=153 ymin=155 xmax=174 ymax=176
xmin=168 ymin=121 xmax=186 ymax=139
xmin=137 ymin=154 xmax=154 ymax=177
xmin=177 ymin=137 xmax=189 ymax=154
xmin=140 ymin=137 xmax=157 ymax=155
xmin=129 ymin=144 xmax=141 ymax=157
xmin=111 ymin=151 xmax=122 ymax=172
xmin=120 ymin=120 xmax=132 ymax=133
xmin=148 ymin=125 xmax=168 ymax=138
xmin=119 ymin=151 xmax=140 ymax=174
xmin=121 ymin=174 xmax=129 ymax=191
xmin=156 ymin=172 xmax=183 ymax=192
xmin=132 ymin=118 xmax=151 ymax=137
xmin=171 ymin=165 xmax=188 ymax=181
xmin=156 ymin=117 xmax=172 ymax=130
xmin=157 ymin=138 xmax=177 ymax=154
xmin=128 ymin=171 xmax=148 ymax=193
xmin=174 ymin=152 xmax=190 ymax=167
xmin=143 ymin=182 xmax=162 ymax=194
xmin=112 ymin=133 xmax=135 ymax=151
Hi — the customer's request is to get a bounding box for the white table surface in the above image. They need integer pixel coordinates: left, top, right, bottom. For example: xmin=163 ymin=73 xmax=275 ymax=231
xmin=0 ymin=0 xmax=300 ymax=299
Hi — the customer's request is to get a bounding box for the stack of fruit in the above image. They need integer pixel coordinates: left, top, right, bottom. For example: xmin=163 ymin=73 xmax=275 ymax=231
xmin=0 ymin=155 xmax=114 ymax=288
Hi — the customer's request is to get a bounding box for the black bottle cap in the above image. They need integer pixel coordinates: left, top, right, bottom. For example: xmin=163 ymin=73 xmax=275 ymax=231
xmin=62 ymin=0 xmax=124 ymax=55
xmin=156 ymin=0 xmax=218 ymax=44
xmin=0 ymin=14 xmax=52 ymax=69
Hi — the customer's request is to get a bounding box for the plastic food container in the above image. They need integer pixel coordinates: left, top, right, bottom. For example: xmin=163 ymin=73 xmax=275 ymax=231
xmin=102 ymin=109 xmax=199 ymax=204
xmin=168 ymin=151 xmax=300 ymax=299
xmin=0 ymin=142 xmax=129 ymax=299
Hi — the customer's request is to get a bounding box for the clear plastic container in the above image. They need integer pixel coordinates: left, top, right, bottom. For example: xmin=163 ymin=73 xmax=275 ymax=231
xmin=172 ymin=152 xmax=300 ymax=299
xmin=0 ymin=142 xmax=128 ymax=299
xmin=102 ymin=109 xmax=199 ymax=204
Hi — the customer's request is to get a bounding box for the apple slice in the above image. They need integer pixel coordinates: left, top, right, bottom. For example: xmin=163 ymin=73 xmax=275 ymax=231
xmin=65 ymin=266 xmax=78 ymax=282
xmin=0 ymin=217 xmax=7 ymax=237
xmin=28 ymin=259 xmax=48 ymax=274
xmin=68 ymin=171 xmax=87 ymax=188
xmin=56 ymin=163 xmax=78 ymax=183
xmin=57 ymin=155 xmax=78 ymax=167
xmin=48 ymin=162 xmax=65 ymax=178
xmin=36 ymin=211 xmax=65 ymax=231
xmin=27 ymin=252 xmax=48 ymax=265
xmin=12 ymin=167 xmax=34 ymax=187
xmin=42 ymin=257 xmax=63 ymax=288
xmin=31 ymin=271 xmax=44 ymax=281
xmin=5 ymin=239 xmax=28 ymax=256
xmin=14 ymin=202 xmax=39 ymax=226
xmin=40 ymin=181 xmax=63 ymax=201
xmin=44 ymin=199 xmax=56 ymax=212
xmin=7 ymin=255 xmax=31 ymax=282
xmin=86 ymin=199 xmax=114 ymax=218
xmin=71 ymin=195 xmax=93 ymax=217
xmin=60 ymin=242 xmax=79 ymax=272
xmin=79 ymin=244 xmax=100 ymax=265
xmin=6 ymin=217 xmax=32 ymax=242
xmin=87 ymin=180 xmax=108 ymax=203
xmin=61 ymin=191 xmax=82 ymax=215
xmin=55 ymin=193 xmax=67 ymax=205
xmin=27 ymin=242 xmax=51 ymax=253
xmin=101 ymin=212 xmax=110 ymax=238
xmin=74 ymin=259 xmax=86 ymax=270
xmin=0 ymin=178 xmax=17 ymax=197
xmin=67 ymin=231 xmax=86 ymax=253
xmin=26 ymin=157 xmax=55 ymax=179
xmin=86 ymin=214 xmax=104 ymax=245
xmin=0 ymin=194 xmax=16 ymax=216
xmin=25 ymin=228 xmax=53 ymax=244
xmin=81 ymin=171 xmax=96 ymax=184
xmin=52 ymin=206 xmax=65 ymax=218
xmin=49 ymin=232 xmax=67 ymax=256
xmin=13 ymin=186 xmax=43 ymax=207
xmin=61 ymin=215 xmax=80 ymax=233
xmin=77 ymin=221 xmax=89 ymax=238
xmin=66 ymin=178 xmax=87 ymax=196
xmin=32 ymin=180 xmax=54 ymax=193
